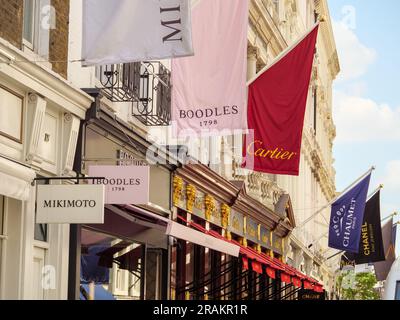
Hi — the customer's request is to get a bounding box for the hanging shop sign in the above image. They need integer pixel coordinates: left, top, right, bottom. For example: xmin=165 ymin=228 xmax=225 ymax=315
xmin=36 ymin=184 xmax=105 ymax=224
xmin=245 ymin=218 xmax=259 ymax=243
xmin=88 ymin=165 xmax=149 ymax=204
xmin=260 ymin=226 xmax=272 ymax=249
xmin=228 ymin=210 xmax=245 ymax=237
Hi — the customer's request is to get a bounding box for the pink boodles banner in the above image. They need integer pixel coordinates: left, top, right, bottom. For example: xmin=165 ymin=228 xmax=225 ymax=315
xmin=171 ymin=0 xmax=248 ymax=136
xmin=88 ymin=165 xmax=149 ymax=205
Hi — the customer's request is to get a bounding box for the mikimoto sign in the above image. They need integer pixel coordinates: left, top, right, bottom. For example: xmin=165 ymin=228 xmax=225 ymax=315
xmin=88 ymin=165 xmax=150 ymax=204
xmin=36 ymin=185 xmax=105 ymax=224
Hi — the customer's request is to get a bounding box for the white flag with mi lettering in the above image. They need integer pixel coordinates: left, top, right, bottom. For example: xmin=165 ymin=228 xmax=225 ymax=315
xmin=82 ymin=0 xmax=193 ymax=66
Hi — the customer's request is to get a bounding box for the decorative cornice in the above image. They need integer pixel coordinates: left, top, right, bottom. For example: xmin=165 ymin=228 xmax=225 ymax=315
xmin=0 ymin=38 xmax=93 ymax=119
xmin=176 ymin=164 xmax=292 ymax=237
xmin=314 ymin=0 xmax=341 ymax=79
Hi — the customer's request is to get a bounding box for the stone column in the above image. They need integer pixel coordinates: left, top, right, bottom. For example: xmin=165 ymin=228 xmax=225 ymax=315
xmin=247 ymin=45 xmax=259 ymax=80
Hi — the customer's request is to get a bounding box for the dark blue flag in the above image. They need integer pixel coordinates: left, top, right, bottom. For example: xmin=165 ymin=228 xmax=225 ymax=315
xmin=328 ymin=173 xmax=371 ymax=253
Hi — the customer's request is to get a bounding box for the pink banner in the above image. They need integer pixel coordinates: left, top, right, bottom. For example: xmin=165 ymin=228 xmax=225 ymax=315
xmin=171 ymin=0 xmax=248 ymax=136
xmin=88 ymin=165 xmax=149 ymax=205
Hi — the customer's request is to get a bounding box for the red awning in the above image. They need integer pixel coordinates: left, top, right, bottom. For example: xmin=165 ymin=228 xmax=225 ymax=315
xmin=252 ymin=260 xmax=263 ymax=274
xmin=304 ymin=280 xmax=313 ymax=290
xmin=176 ymin=215 xmax=324 ymax=288
xmin=242 ymin=256 xmax=249 ymax=270
xmin=314 ymin=284 xmax=324 ymax=293
xmin=292 ymin=276 xmax=302 ymax=288
xmin=281 ymin=272 xmax=291 ymax=284
xmin=266 ymin=267 xmax=276 ymax=279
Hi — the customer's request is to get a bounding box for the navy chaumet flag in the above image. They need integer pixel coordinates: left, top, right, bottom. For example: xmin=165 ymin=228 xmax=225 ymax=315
xmin=328 ymin=173 xmax=371 ymax=253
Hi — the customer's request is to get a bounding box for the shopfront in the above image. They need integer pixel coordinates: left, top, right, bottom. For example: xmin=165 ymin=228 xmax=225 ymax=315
xmin=68 ymin=90 xmax=174 ymax=300
xmin=70 ymin=90 xmax=240 ymax=300
xmin=170 ymin=164 xmax=324 ymax=300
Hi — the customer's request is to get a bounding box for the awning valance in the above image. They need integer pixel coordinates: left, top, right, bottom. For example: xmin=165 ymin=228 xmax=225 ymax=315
xmin=0 ymin=157 xmax=35 ymax=201
xmin=166 ymin=221 xmax=240 ymax=257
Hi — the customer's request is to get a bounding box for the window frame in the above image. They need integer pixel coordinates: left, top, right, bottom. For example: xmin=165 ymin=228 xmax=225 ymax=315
xmin=23 ymin=0 xmax=39 ymax=50
xmin=34 ymin=178 xmax=49 ymax=243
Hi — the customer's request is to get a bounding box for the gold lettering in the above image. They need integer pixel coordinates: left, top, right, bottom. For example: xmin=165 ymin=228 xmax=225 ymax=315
xmin=270 ymin=148 xmax=279 ymax=159
xmin=246 ymin=141 xmax=298 ymax=161
xmin=287 ymin=152 xmax=297 ymax=160
xmin=280 ymin=151 xmax=290 ymax=160
xmin=255 ymin=148 xmax=265 ymax=157
xmin=246 ymin=140 xmax=263 ymax=156
xmin=361 ymin=223 xmax=370 ymax=255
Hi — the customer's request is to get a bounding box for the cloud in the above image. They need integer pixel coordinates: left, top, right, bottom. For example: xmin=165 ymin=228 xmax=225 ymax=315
xmin=381 ymin=160 xmax=400 ymax=192
xmin=332 ymin=21 xmax=376 ymax=82
xmin=333 ymin=91 xmax=400 ymax=143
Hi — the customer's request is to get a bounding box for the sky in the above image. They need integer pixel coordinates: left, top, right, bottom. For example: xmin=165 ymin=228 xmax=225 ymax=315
xmin=328 ymin=0 xmax=400 ymax=253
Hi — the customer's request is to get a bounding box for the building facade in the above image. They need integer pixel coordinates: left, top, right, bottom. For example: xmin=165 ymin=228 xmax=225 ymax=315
xmin=238 ymin=0 xmax=340 ymax=297
xmin=0 ymin=0 xmax=93 ymax=299
xmin=0 ymin=0 xmax=339 ymax=300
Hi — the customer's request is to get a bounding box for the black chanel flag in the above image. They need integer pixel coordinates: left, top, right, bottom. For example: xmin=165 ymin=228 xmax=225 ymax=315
xmin=344 ymin=191 xmax=385 ymax=264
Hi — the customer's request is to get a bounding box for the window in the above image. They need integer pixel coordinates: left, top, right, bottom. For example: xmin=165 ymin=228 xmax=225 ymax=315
xmin=23 ymin=0 xmax=37 ymax=48
xmin=395 ymin=281 xmax=400 ymax=300
xmin=34 ymin=178 xmax=48 ymax=242
xmin=23 ymin=0 xmax=51 ymax=59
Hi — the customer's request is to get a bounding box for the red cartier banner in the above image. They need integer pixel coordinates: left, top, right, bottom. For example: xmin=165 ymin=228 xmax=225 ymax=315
xmin=242 ymin=256 xmax=249 ymax=270
xmin=292 ymin=276 xmax=302 ymax=288
xmin=252 ymin=260 xmax=263 ymax=274
xmin=266 ymin=267 xmax=276 ymax=279
xmin=280 ymin=272 xmax=291 ymax=284
xmin=242 ymin=24 xmax=319 ymax=176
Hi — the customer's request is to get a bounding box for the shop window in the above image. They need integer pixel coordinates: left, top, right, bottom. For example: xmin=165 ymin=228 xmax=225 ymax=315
xmin=395 ymin=281 xmax=400 ymax=300
xmin=80 ymin=228 xmax=144 ymax=300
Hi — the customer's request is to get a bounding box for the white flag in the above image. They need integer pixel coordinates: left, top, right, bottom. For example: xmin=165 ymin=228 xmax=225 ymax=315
xmin=82 ymin=0 xmax=193 ymax=66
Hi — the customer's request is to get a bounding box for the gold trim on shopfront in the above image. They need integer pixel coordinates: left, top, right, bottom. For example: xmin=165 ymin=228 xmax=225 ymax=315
xmin=173 ymin=176 xmax=183 ymax=206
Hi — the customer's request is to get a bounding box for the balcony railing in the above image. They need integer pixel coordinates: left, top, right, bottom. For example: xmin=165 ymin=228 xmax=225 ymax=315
xmin=97 ymin=61 xmax=171 ymax=126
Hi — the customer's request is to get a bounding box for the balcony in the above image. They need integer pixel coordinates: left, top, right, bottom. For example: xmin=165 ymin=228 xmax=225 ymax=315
xmin=97 ymin=61 xmax=171 ymax=126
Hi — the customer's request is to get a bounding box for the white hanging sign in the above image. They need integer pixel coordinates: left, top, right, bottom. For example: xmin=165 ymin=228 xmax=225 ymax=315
xmin=36 ymin=185 xmax=105 ymax=224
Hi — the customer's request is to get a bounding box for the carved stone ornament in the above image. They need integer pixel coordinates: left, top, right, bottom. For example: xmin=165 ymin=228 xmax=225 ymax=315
xmin=173 ymin=176 xmax=183 ymax=207
xmin=204 ymin=194 xmax=216 ymax=221
xmin=220 ymin=203 xmax=231 ymax=228
xmin=186 ymin=184 xmax=196 ymax=213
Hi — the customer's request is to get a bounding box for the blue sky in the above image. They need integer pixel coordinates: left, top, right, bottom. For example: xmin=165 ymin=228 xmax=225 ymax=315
xmin=328 ymin=0 xmax=399 ymax=252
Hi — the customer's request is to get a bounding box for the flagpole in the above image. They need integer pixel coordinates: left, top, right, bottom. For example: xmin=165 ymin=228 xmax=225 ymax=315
xmin=296 ymin=166 xmax=375 ymax=230
xmin=307 ymin=184 xmax=384 ymax=249
xmin=381 ymin=211 xmax=398 ymax=223
xmin=246 ymin=21 xmax=320 ymax=86
xmin=366 ymin=184 xmax=384 ymax=201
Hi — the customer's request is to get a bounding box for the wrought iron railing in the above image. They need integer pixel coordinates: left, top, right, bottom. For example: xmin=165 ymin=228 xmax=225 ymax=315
xmin=97 ymin=62 xmax=141 ymax=102
xmin=97 ymin=61 xmax=171 ymax=126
